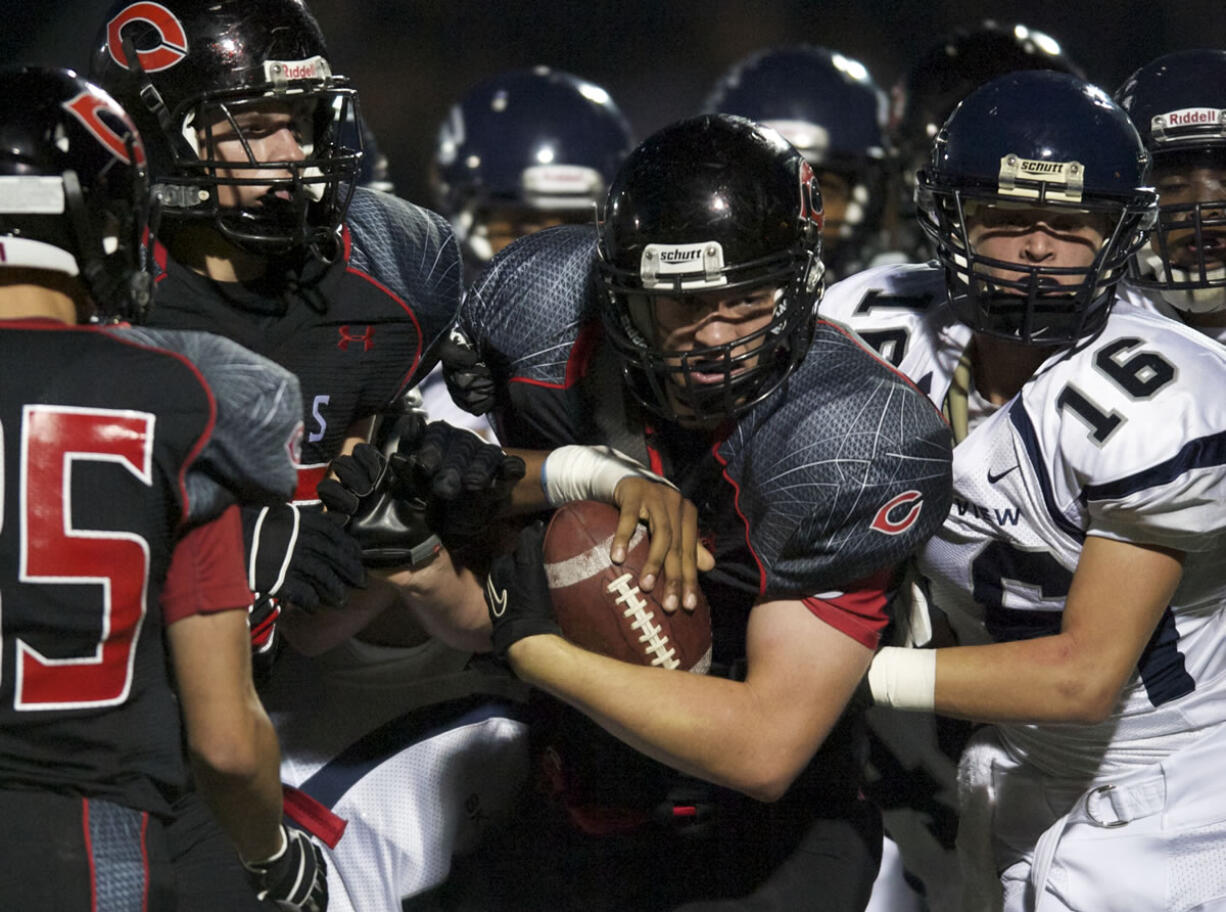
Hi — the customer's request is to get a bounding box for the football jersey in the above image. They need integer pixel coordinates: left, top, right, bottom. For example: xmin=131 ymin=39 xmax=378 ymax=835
xmin=149 ymin=187 xmax=462 ymax=502
xmin=827 ymin=263 xmax=1226 ymax=779
xmin=462 ymin=226 xmax=955 ymax=658
xmin=0 ymin=320 xmax=301 ymax=816
xmin=1114 ymin=279 xmax=1226 ymax=347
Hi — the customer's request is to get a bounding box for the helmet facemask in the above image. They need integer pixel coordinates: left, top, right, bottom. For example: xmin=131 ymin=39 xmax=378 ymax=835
xmin=1132 ymin=150 xmax=1226 ymax=313
xmin=918 ymin=170 xmax=1156 ymax=346
xmin=599 ymin=240 xmax=824 ymax=428
xmin=157 ymin=71 xmax=361 ymax=258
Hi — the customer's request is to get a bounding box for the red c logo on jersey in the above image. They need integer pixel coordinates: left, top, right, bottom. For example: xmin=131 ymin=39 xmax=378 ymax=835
xmin=871 ymin=490 xmax=924 ymax=536
xmin=63 ymin=91 xmax=146 ymax=165
xmin=106 ymin=2 xmax=188 ymax=73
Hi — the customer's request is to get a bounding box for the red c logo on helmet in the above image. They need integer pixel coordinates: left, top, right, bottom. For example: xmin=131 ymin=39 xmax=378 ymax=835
xmin=63 ymin=91 xmax=146 ymax=166
xmin=870 ymin=490 xmax=924 ymax=536
xmin=106 ymin=2 xmax=188 ymax=73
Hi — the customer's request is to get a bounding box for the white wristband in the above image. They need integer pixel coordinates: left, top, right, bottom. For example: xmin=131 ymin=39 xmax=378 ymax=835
xmin=541 ymin=445 xmax=676 ymax=507
xmin=867 ymin=646 xmax=937 ymax=711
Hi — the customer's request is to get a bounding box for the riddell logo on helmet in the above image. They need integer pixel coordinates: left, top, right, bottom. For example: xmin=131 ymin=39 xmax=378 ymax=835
xmin=106 ymin=2 xmax=188 ymax=73
xmin=1159 ymin=108 xmax=1223 ymax=127
xmin=264 ymin=57 xmax=332 ymax=83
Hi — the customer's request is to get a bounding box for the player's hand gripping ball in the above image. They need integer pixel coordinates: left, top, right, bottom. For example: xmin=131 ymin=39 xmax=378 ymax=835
xmin=543 ymin=501 xmax=711 ymax=672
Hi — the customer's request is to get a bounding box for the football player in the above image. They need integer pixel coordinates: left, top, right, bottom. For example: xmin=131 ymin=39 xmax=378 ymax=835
xmin=432 ymin=66 xmax=634 ymax=279
xmin=1114 ymin=49 xmax=1226 ymax=343
xmin=887 ymin=20 xmax=1084 ymax=264
xmin=351 ymin=113 xmax=953 ymax=910
xmin=425 ymin=65 xmax=635 ymax=437
xmin=703 ymin=45 xmax=892 ymax=281
xmin=90 ymin=0 xmax=458 ymax=632
xmin=87 ymin=0 xmax=461 ymax=907
xmin=0 ymin=67 xmax=324 ymax=911
xmin=822 ymin=71 xmax=1226 ymax=911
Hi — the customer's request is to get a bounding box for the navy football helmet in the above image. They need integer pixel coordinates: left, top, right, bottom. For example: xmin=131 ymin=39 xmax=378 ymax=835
xmin=1116 ymin=50 xmax=1226 ymax=313
xmin=703 ymin=45 xmax=888 ymax=274
xmin=891 ymin=21 xmax=1084 ymax=259
xmin=917 ymin=71 xmax=1157 ymax=345
xmin=0 ymin=66 xmax=152 ymax=322
xmin=433 ymin=67 xmax=633 ymax=265
xmin=598 ymin=115 xmax=824 ymax=426
xmin=89 ymin=0 xmax=361 ymax=258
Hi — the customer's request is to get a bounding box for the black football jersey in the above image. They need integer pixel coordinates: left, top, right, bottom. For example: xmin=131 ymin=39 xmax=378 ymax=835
xmin=0 ymin=321 xmax=299 ymax=816
xmin=149 ymin=188 xmax=462 ymax=502
xmin=463 ymin=226 xmax=954 ymax=813
xmin=462 ymin=225 xmax=954 ymax=660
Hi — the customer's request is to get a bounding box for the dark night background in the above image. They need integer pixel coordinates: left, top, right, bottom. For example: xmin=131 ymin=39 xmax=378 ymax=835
xmin=5 ymin=0 xmax=1224 ymax=207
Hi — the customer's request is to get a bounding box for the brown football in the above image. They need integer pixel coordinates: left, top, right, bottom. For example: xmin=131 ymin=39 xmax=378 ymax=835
xmin=542 ymin=501 xmax=711 ymax=673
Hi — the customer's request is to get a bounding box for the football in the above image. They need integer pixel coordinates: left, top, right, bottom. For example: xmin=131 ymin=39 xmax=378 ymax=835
xmin=542 ymin=500 xmax=712 ymax=673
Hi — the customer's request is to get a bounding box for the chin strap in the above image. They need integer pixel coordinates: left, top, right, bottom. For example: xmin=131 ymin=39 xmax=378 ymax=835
xmin=942 ymin=342 xmax=975 ymax=445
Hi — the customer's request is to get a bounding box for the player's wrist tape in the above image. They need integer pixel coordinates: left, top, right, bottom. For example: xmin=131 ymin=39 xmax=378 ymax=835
xmin=541 ymin=445 xmax=676 ymax=507
xmin=240 ymin=823 xmax=289 ymax=871
xmin=867 ymin=646 xmax=936 ymax=711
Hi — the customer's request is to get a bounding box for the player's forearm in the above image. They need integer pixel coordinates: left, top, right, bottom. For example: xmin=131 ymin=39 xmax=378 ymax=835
xmin=385 ymin=547 xmax=493 ymax=652
xmin=189 ymin=702 xmax=285 ymax=862
xmin=278 ymin=576 xmax=400 ymax=656
xmin=506 ymin=449 xmax=548 ymax=513
xmin=509 ymin=635 xmax=815 ymax=801
xmin=932 ymin=635 xmax=1126 ymax=724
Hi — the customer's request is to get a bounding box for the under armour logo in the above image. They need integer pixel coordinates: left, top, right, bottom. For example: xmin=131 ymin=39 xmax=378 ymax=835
xmin=486 ymin=575 xmax=508 ymax=617
xmin=337 ymin=325 xmax=374 ymax=352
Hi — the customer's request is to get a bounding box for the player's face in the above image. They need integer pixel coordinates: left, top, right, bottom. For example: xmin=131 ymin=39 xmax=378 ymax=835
xmin=966 ymin=203 xmax=1107 ymax=287
xmin=652 ymin=286 xmax=779 ymax=417
xmin=1150 ymin=162 xmax=1226 ymax=271
xmin=200 ymin=100 xmax=313 ymax=209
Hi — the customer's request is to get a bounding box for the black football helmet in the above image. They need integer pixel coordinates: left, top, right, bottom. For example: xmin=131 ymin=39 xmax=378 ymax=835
xmin=891 ymin=21 xmax=1084 ymax=259
xmin=432 ymin=67 xmax=633 ymax=265
xmin=916 ymin=71 xmax=1157 ymax=345
xmin=1116 ymin=49 xmax=1226 ymax=314
xmin=703 ymin=45 xmax=888 ymax=274
xmin=89 ymin=0 xmax=360 ymax=258
xmin=0 ymin=66 xmax=152 ymax=322
xmin=598 ymin=114 xmax=824 ymax=425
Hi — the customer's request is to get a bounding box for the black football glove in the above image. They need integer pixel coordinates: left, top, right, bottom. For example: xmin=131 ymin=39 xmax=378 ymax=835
xmin=242 ymin=825 xmax=328 ymax=912
xmin=485 ymin=521 xmax=561 ymax=658
xmin=317 ymin=443 xmax=443 ymax=569
xmin=242 ymin=503 xmax=366 ymax=611
xmin=438 ymin=327 xmax=496 ymax=416
xmin=388 ymin=415 xmax=526 ymax=541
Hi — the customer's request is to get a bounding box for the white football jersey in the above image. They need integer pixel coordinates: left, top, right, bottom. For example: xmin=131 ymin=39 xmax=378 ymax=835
xmin=819 ymin=262 xmax=971 ymax=412
xmin=825 ymin=264 xmax=1226 ymax=780
xmin=1115 ymin=279 xmax=1226 ymax=346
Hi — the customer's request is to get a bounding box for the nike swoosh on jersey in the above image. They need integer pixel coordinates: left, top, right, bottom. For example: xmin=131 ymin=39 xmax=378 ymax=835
xmin=987 ymin=464 xmax=1020 ymax=484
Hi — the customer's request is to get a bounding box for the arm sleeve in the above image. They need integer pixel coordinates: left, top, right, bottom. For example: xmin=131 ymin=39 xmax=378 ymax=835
xmin=163 ymin=505 xmax=254 ymax=625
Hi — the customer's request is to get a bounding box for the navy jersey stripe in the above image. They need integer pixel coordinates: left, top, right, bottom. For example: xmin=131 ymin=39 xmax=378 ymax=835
xmin=1082 ymin=429 xmax=1226 ymax=502
xmin=1009 ymin=402 xmax=1086 ymax=544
